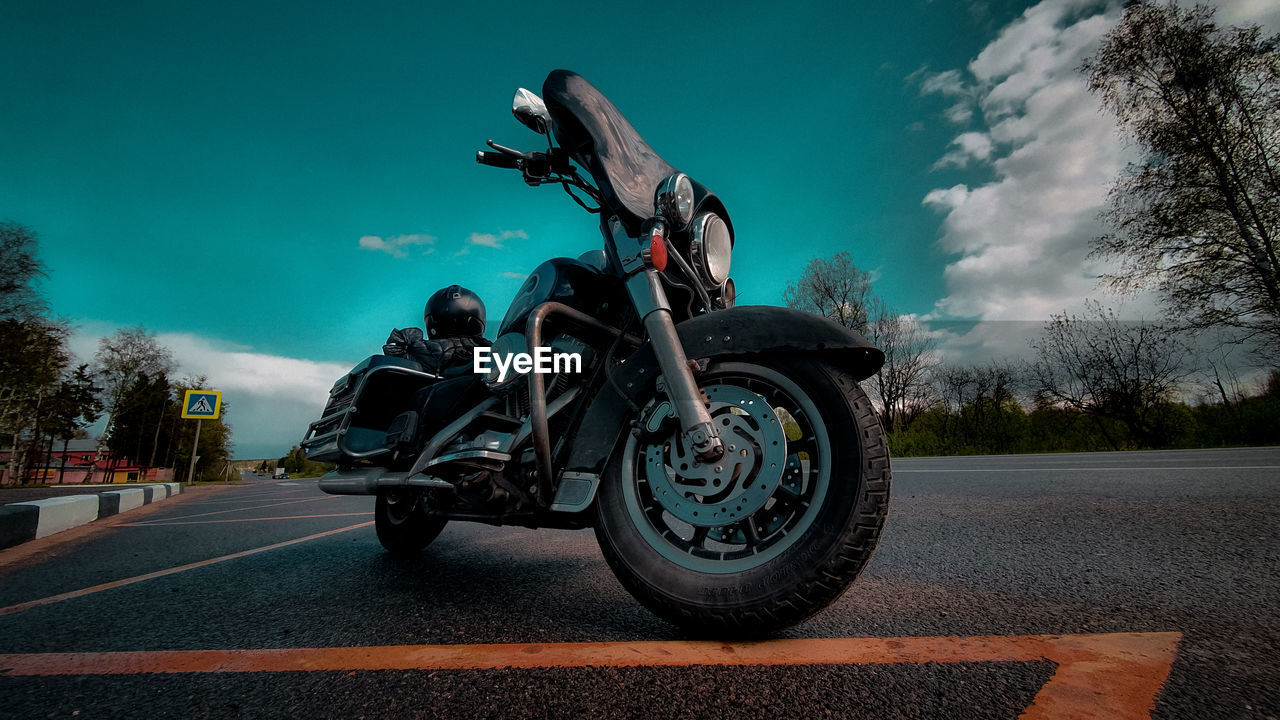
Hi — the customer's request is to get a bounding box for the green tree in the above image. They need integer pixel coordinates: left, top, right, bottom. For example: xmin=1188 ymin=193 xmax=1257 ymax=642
xmin=278 ymin=446 xmax=307 ymax=474
xmin=44 ymin=364 xmax=103 ymax=481
xmin=94 ymin=327 xmax=175 ymax=476
xmin=106 ymin=372 xmax=175 ymax=469
xmin=171 ymin=376 xmax=232 ymax=481
xmin=1083 ymin=2 xmax=1280 ymax=358
xmin=0 ymin=319 xmax=70 ymax=483
xmin=274 ymin=445 xmax=333 ymax=478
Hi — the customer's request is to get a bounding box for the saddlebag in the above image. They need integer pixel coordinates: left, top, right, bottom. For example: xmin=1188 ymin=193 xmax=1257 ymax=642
xmin=300 ymin=355 xmax=439 ymax=464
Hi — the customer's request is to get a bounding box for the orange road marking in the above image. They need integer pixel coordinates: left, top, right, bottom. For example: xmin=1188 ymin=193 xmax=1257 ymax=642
xmin=0 ymin=632 xmax=1180 ymax=718
xmin=127 ymin=495 xmax=338 ymax=525
xmin=0 ymin=521 xmax=373 ymax=617
xmin=120 ymin=512 xmax=373 ymax=527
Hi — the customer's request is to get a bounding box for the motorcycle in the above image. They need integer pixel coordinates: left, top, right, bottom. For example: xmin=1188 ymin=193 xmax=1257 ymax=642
xmin=302 ymin=70 xmax=891 ymax=635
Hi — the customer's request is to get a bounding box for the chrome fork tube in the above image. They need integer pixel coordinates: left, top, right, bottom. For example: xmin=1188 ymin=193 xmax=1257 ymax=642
xmin=626 ymin=270 xmax=724 ymax=461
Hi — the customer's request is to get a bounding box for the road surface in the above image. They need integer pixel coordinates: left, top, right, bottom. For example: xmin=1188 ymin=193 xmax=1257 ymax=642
xmin=0 ymin=447 xmax=1276 ymax=718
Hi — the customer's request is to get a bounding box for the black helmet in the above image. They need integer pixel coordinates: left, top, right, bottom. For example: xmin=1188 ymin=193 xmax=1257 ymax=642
xmin=424 ymin=285 xmax=485 ymax=339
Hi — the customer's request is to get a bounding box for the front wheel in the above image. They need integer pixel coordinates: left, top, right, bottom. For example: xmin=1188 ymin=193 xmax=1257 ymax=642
xmin=594 ymin=357 xmax=890 ymax=635
xmin=375 ymin=488 xmax=447 ymax=556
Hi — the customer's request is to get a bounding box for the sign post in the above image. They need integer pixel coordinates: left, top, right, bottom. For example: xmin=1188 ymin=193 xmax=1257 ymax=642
xmin=181 ymin=390 xmax=222 ymax=484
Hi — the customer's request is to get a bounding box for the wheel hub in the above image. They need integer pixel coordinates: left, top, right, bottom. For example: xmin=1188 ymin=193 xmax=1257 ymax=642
xmin=641 ymin=384 xmax=788 ymax=527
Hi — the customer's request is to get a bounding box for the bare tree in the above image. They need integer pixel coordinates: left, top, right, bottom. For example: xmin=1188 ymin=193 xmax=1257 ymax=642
xmin=1028 ymin=302 xmax=1191 ymax=448
xmin=0 ymin=222 xmax=48 ymax=322
xmin=933 ymin=362 xmax=1021 ymax=415
xmin=930 ymin=360 xmax=1025 ymax=453
xmin=866 ymin=299 xmax=938 ymax=433
xmin=783 ymin=252 xmax=874 ymax=333
xmin=94 ymin=327 xmax=175 ymax=474
xmin=1083 ymin=2 xmax=1280 ymax=358
xmin=785 ymin=254 xmax=938 ymax=432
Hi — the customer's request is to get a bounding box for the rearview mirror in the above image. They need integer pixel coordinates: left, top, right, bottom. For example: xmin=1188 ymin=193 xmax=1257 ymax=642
xmin=512 ymin=88 xmax=551 ymax=135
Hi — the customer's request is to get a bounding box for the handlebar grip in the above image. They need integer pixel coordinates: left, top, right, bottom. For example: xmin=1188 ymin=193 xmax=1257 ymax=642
xmin=476 ymin=150 xmax=520 ymax=169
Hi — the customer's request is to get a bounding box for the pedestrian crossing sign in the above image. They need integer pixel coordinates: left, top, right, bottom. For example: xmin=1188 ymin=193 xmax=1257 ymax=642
xmin=182 ymin=390 xmax=222 ymax=419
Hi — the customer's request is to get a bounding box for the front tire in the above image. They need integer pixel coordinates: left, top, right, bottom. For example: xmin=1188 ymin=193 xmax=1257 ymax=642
xmin=375 ymin=488 xmax=447 ymax=556
xmin=594 ymin=357 xmax=890 ymax=635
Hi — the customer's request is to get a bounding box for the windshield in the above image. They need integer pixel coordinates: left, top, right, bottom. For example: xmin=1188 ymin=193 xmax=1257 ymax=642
xmin=542 ymin=70 xmax=677 ymax=224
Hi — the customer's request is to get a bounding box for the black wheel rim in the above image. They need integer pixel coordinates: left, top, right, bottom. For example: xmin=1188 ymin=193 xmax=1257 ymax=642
xmin=382 ymin=489 xmax=419 ymax=527
xmin=621 ymin=362 xmax=831 ymax=574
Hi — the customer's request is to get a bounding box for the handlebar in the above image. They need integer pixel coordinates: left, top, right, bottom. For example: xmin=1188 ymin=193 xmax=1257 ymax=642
xmin=476 ymin=138 xmax=553 ymax=183
xmin=476 ymin=140 xmax=592 ymax=204
xmin=476 ymin=150 xmax=520 ymax=169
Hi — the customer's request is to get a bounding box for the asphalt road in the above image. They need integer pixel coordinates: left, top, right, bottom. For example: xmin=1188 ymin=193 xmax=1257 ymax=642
xmin=0 ymin=447 xmax=1276 ymax=718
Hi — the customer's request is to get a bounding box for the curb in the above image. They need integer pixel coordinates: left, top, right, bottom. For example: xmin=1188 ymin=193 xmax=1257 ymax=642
xmin=0 ymin=483 xmax=184 ymax=550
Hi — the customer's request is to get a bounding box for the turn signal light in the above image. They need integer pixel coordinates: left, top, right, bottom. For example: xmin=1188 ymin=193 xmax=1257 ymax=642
xmin=646 ymin=230 xmax=668 ymax=271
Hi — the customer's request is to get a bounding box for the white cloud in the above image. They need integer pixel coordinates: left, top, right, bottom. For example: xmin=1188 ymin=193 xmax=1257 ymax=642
xmin=919 ymin=69 xmax=971 ymax=97
xmin=154 ymin=333 xmax=351 ymax=401
xmin=944 ymin=102 xmax=975 ymax=125
xmin=161 ymin=332 xmax=354 ymax=459
xmin=916 ymin=66 xmax=979 ymax=125
xmin=456 ymin=229 xmax=529 ymax=257
xmin=358 ymin=233 xmax=436 ymax=258
xmin=926 ymin=320 xmax=1046 ymax=367
xmin=69 ymin=324 xmax=354 ymax=459
xmin=467 ymin=233 xmax=503 ymax=249
xmin=918 ymin=0 xmax=1280 ymax=359
xmin=1192 ymin=0 xmax=1280 ymax=32
xmin=466 ymin=229 xmax=528 ymax=250
xmin=922 ymin=0 xmax=1142 ymax=329
xmin=933 ymin=132 xmax=994 ymax=169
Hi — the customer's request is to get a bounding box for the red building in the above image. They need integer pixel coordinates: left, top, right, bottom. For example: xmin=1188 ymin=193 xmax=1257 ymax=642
xmin=0 ymin=439 xmax=170 ymax=485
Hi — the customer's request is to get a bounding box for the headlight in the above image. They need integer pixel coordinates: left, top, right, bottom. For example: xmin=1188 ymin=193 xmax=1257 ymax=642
xmin=654 ymin=173 xmax=694 ymax=228
xmin=690 ymin=213 xmax=732 ymax=286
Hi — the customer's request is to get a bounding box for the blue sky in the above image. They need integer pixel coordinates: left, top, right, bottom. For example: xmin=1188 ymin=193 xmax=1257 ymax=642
xmin=3 ymin=1 xmax=1275 ymax=458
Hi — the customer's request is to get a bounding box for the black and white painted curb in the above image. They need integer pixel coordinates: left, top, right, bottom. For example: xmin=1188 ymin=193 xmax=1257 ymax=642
xmin=0 ymin=483 xmax=183 ymax=551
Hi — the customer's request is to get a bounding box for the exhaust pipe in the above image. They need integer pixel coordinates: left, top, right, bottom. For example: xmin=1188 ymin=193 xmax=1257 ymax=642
xmin=318 ymin=469 xmax=454 ymax=496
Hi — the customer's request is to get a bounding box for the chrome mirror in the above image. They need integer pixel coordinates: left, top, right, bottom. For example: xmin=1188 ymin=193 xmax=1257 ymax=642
xmin=512 ymin=88 xmax=551 ymax=135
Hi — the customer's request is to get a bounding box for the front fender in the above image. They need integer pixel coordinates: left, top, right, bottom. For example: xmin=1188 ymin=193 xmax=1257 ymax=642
xmin=559 ymin=306 xmax=882 ymax=481
xmin=671 ymin=305 xmax=883 ymax=377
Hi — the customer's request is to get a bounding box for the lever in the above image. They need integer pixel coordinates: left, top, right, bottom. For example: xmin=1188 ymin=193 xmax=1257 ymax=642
xmin=486 ymin=139 xmax=526 ymax=158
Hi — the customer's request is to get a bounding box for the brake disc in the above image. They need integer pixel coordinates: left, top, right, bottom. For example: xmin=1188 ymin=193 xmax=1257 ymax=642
xmin=641 ymin=384 xmax=788 ymax=527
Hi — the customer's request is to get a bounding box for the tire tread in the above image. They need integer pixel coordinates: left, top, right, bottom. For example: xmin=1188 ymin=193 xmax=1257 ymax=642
xmin=595 ymin=360 xmax=892 ymax=636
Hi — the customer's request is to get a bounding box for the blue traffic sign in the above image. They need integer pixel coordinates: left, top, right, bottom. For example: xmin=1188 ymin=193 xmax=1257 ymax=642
xmin=182 ymin=390 xmax=222 ymax=419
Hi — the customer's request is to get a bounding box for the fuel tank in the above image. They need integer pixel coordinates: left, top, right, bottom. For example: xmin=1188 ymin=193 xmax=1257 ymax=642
xmin=496 ymin=256 xmax=620 ymax=337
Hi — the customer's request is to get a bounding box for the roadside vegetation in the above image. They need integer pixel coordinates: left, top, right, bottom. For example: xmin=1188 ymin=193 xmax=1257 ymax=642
xmin=785 ymin=250 xmax=1279 ymax=456
xmin=0 ymin=222 xmax=233 ymax=484
xmin=256 ymin=447 xmax=335 ymax=479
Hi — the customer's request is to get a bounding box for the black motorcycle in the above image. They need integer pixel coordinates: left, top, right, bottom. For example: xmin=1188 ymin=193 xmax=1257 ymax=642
xmin=302 ymin=70 xmax=890 ymax=634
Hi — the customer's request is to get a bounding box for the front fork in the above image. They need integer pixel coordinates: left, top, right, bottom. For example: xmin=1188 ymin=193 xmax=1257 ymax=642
xmin=616 ymin=221 xmax=724 ymax=463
